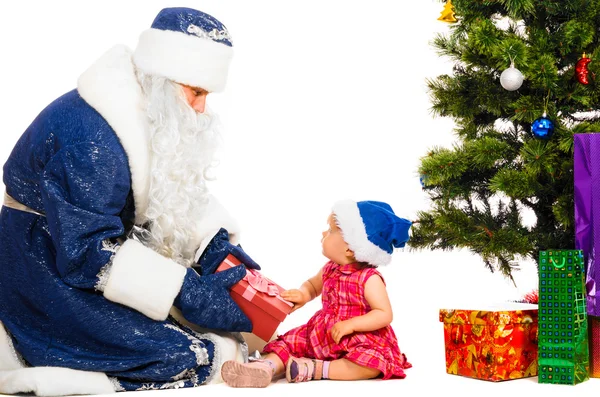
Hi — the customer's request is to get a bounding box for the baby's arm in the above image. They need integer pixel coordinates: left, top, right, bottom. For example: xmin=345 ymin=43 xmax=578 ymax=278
xmin=352 ymin=275 xmax=393 ymax=331
xmin=280 ymin=268 xmax=324 ymax=313
xmin=330 ymin=275 xmax=393 ymax=343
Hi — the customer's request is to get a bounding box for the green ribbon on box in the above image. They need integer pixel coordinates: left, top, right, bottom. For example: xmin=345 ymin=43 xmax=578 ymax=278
xmin=538 ymin=250 xmax=590 ymax=385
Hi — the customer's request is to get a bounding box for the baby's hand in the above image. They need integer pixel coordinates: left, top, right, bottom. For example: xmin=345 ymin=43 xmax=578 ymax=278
xmin=330 ymin=320 xmax=354 ymax=344
xmin=280 ymin=289 xmax=310 ymax=313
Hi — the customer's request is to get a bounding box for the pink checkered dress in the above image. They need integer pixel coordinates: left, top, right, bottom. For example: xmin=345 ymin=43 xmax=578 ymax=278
xmin=263 ymin=261 xmax=411 ymax=379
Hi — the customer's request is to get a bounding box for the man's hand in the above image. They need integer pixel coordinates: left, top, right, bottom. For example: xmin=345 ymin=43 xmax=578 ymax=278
xmin=330 ymin=320 xmax=355 ymax=344
xmin=197 ymin=228 xmax=261 ymax=275
xmin=280 ymin=289 xmax=311 ymax=313
xmin=174 ymin=266 xmax=252 ymax=332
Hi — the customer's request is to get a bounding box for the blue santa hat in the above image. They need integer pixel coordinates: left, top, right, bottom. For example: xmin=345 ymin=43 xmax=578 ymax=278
xmin=332 ymin=200 xmax=412 ymax=267
xmin=133 ymin=7 xmax=233 ymax=92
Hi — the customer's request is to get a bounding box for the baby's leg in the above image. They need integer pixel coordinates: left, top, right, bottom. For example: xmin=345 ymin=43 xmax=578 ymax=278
xmin=287 ymin=357 xmax=380 ymax=382
xmin=328 ymin=358 xmax=380 ymax=380
xmin=262 ymin=353 xmax=286 ymax=375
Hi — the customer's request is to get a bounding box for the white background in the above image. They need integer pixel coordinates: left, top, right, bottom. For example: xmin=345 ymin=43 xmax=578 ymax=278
xmin=0 ymin=1 xmax=591 ymax=396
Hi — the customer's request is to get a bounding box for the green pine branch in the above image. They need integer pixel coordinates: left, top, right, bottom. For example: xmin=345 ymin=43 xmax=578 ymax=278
xmin=414 ymin=0 xmax=600 ymax=277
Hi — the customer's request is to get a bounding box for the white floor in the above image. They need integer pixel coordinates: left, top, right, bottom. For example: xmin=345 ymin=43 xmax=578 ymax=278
xmin=91 ymin=351 xmax=599 ymax=397
xmin=113 ymin=339 xmax=600 ymax=397
xmin=73 ymin=250 xmax=594 ymax=397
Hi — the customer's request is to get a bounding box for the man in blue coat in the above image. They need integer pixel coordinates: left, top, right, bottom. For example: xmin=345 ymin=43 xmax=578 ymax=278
xmin=0 ymin=7 xmax=259 ymax=395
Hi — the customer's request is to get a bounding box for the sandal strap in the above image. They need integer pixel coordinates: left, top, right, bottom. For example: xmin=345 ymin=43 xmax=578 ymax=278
xmin=299 ymin=359 xmax=311 ymax=382
xmin=254 ymin=359 xmax=275 ymax=374
xmin=290 ymin=357 xmax=316 ymax=382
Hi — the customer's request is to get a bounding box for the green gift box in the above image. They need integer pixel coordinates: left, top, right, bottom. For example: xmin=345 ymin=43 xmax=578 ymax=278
xmin=538 ymin=250 xmax=589 ymax=385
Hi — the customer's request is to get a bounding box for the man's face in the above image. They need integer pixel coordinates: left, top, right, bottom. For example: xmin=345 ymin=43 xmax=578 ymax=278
xmin=181 ymin=84 xmax=209 ymax=113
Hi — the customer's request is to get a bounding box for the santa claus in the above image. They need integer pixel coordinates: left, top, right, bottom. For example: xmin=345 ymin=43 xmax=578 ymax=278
xmin=0 ymin=7 xmax=258 ymax=395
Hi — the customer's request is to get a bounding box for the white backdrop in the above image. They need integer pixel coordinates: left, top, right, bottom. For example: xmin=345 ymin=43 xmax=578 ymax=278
xmin=1 ymin=1 xmax=579 ymax=396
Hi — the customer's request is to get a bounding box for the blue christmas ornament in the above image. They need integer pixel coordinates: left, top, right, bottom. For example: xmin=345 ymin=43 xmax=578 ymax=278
xmin=531 ymin=114 xmax=554 ymax=139
xmin=419 ymin=174 xmax=427 ymax=187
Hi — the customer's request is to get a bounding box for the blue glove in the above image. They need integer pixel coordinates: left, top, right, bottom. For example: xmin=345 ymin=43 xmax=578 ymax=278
xmin=197 ymin=228 xmax=261 ymax=275
xmin=174 ymin=266 xmax=252 ymax=332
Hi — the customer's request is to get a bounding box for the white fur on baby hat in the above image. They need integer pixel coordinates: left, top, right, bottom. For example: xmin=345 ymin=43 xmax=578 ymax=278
xmin=332 ymin=200 xmax=412 ymax=266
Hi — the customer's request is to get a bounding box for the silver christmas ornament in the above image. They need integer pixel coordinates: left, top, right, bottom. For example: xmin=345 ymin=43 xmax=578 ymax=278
xmin=500 ymin=63 xmax=524 ymax=91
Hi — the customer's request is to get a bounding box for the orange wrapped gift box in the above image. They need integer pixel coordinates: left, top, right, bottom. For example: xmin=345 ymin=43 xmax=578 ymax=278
xmin=217 ymin=255 xmax=293 ymax=341
xmin=439 ymin=303 xmax=538 ymax=381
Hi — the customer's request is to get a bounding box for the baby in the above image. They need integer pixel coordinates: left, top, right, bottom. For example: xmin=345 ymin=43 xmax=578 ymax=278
xmin=221 ymin=200 xmax=413 ymax=387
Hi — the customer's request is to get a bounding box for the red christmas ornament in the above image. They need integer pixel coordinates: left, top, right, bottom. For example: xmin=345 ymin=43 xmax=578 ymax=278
xmin=520 ymin=289 xmax=538 ymax=304
xmin=576 ymin=53 xmax=592 ymax=84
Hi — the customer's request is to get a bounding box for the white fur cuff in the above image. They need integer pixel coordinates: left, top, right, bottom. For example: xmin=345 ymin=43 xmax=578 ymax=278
xmin=193 ymin=194 xmax=241 ymax=262
xmin=103 ymin=239 xmax=187 ymax=320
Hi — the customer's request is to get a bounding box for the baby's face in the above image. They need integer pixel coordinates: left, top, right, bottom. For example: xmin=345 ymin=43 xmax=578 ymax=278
xmin=321 ymin=213 xmax=351 ymax=264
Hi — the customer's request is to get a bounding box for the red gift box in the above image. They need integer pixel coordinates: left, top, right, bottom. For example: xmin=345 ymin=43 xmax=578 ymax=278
xmin=589 ymin=316 xmax=600 ymax=378
xmin=439 ymin=304 xmax=538 ymax=381
xmin=216 ymin=254 xmax=293 ymax=341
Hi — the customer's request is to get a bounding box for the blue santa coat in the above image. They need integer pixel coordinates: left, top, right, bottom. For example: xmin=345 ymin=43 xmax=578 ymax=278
xmin=0 ymin=46 xmax=231 ymax=390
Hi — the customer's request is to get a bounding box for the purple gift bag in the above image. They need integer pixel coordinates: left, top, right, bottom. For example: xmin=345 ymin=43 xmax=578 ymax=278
xmin=574 ymin=133 xmax=600 ymax=316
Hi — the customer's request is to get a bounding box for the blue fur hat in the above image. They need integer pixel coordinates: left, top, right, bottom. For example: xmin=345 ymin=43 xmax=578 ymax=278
xmin=332 ymin=200 xmax=412 ymax=267
xmin=133 ymin=7 xmax=233 ymax=92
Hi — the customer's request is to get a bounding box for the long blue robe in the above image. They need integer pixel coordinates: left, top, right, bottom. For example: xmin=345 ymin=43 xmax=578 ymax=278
xmin=0 ymin=45 xmax=242 ymax=391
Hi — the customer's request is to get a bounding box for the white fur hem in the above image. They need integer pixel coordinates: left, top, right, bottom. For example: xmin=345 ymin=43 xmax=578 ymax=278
xmin=169 ymin=308 xmax=246 ymax=385
xmin=0 ymin=324 xmax=25 ymax=371
xmin=77 ymin=45 xmax=151 ymax=225
xmin=203 ymin=331 xmax=244 ymax=385
xmin=332 ymin=200 xmax=392 ymax=267
xmin=104 ymin=239 xmax=186 ymax=320
xmin=0 ymin=368 xmax=115 ymax=396
xmin=133 ymin=28 xmax=233 ymax=93
xmin=0 ymin=325 xmax=115 ymax=396
xmin=193 ymin=194 xmax=241 ymax=262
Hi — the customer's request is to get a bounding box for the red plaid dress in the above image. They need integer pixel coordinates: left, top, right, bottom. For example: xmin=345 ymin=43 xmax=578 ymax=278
xmin=263 ymin=261 xmax=411 ymax=379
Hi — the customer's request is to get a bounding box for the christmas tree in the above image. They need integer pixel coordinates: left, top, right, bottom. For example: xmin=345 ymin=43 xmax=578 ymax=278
xmin=412 ymin=0 xmax=600 ymax=281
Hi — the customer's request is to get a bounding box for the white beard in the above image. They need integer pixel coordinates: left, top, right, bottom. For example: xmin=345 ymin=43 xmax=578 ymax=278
xmin=137 ymin=72 xmax=221 ymax=267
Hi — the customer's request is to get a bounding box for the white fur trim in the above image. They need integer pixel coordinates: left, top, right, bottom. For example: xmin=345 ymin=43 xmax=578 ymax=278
xmin=205 ymin=332 xmax=244 ymax=385
xmin=0 ymin=324 xmax=25 ymax=370
xmin=77 ymin=45 xmax=151 ymax=225
xmin=332 ymin=200 xmax=392 ymax=267
xmin=169 ymin=308 xmax=245 ymax=385
xmin=192 ymin=194 xmax=241 ymax=262
xmin=0 ymin=324 xmax=114 ymax=395
xmin=133 ymin=29 xmax=233 ymax=93
xmin=194 ymin=231 xmax=220 ymax=264
xmin=0 ymin=368 xmax=114 ymax=396
xmin=104 ymin=239 xmax=186 ymax=321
